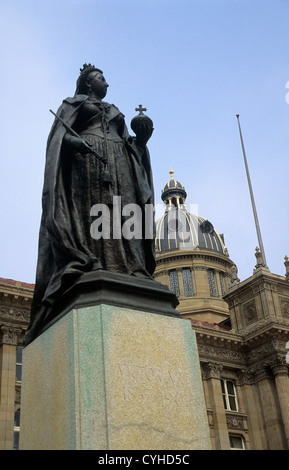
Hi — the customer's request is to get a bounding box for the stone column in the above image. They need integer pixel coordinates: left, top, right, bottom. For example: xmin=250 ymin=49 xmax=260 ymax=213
xmin=272 ymin=361 xmax=289 ymax=449
xmin=202 ymin=362 xmax=230 ymax=450
xmin=255 ymin=365 xmax=285 ymax=449
xmin=236 ymin=368 xmax=265 ymax=449
xmin=0 ymin=326 xmax=21 ymax=449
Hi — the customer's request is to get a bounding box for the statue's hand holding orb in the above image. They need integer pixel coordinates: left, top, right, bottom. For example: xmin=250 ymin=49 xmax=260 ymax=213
xmin=131 ymin=105 xmax=154 ymax=148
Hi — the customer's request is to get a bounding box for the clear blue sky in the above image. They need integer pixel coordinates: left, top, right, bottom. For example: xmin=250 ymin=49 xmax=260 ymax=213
xmin=1 ymin=0 xmax=288 ymax=283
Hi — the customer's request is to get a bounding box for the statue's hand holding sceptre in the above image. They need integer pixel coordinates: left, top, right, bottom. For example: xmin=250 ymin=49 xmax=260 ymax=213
xmin=131 ymin=105 xmax=154 ymax=149
xmin=64 ymin=134 xmax=93 ymax=154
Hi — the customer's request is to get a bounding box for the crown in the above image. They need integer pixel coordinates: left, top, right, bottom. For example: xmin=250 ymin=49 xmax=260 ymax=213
xmin=79 ymin=63 xmax=102 ymax=77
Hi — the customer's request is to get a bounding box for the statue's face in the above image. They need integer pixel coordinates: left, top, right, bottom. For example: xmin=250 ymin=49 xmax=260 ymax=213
xmin=88 ymin=72 xmax=109 ymax=99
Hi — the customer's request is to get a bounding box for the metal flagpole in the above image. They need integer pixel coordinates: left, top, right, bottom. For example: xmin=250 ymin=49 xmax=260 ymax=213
xmin=236 ymin=114 xmax=267 ymax=266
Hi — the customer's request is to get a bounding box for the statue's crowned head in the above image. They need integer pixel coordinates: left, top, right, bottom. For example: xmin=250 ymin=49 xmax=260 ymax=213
xmin=75 ymin=63 xmax=103 ymax=95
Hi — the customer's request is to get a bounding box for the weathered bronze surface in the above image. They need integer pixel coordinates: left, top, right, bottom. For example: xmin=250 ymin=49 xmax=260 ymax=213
xmin=25 ymin=64 xmax=155 ymax=346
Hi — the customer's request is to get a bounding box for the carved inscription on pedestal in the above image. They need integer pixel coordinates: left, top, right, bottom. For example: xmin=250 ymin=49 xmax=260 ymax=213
xmin=116 ymin=362 xmax=185 ymax=407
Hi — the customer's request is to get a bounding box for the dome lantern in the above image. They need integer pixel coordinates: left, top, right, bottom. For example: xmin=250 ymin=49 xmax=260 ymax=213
xmin=161 ymin=169 xmax=187 ymax=210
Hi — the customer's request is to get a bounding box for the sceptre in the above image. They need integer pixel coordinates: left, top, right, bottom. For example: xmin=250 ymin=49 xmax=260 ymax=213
xmin=49 ymin=109 xmax=107 ymax=164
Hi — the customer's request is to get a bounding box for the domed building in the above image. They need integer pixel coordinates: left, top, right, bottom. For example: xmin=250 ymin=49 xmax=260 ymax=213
xmin=154 ymin=170 xmax=237 ymax=323
xmin=151 ymin=170 xmax=289 ymax=451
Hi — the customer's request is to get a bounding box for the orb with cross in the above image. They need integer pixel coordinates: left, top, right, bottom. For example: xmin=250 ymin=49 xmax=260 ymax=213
xmin=131 ymin=104 xmax=154 ymax=146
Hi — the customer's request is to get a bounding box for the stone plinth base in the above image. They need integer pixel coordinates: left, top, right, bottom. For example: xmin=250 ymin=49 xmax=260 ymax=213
xmin=20 ymin=274 xmax=211 ymax=450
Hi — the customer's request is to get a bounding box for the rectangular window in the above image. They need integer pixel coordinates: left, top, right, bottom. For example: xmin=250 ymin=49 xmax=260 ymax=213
xmin=221 ymin=379 xmax=238 ymax=412
xmin=229 ymin=434 xmax=245 ymax=450
xmin=219 ymin=272 xmax=226 ymax=297
xmin=182 ymin=268 xmax=194 ymax=297
xmin=207 ymin=269 xmax=218 ymax=297
xmin=169 ymin=270 xmax=180 ymax=297
xmin=16 ymin=347 xmax=23 ymax=382
xmin=13 ymin=411 xmax=20 ymax=450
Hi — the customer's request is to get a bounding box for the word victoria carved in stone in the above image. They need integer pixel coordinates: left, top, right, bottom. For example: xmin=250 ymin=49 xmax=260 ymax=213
xmin=117 ymin=362 xmax=184 ymax=406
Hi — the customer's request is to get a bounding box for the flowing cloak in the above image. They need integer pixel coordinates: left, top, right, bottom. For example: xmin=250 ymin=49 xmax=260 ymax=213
xmin=24 ymin=94 xmax=155 ymax=346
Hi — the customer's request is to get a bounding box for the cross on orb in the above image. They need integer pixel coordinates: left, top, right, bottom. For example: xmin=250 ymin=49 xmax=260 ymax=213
xmin=135 ymin=104 xmax=147 ymax=115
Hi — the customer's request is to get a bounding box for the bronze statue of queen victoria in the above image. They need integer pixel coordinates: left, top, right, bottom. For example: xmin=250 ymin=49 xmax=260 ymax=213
xmin=25 ymin=64 xmax=155 ymax=346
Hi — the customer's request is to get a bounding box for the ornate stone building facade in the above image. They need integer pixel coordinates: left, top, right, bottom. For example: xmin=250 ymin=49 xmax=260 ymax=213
xmin=0 ymin=171 xmax=288 ymax=450
xmin=0 ymin=278 xmax=32 ymax=449
xmin=154 ymin=171 xmax=289 ymax=450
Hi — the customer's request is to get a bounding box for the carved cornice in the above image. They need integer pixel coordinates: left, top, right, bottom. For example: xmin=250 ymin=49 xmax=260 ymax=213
xmin=0 ymin=284 xmax=32 ymax=333
xmin=0 ymin=305 xmax=30 ymax=324
xmin=198 ymin=343 xmax=245 ymax=366
xmin=241 ymin=318 xmax=289 ymax=344
xmin=156 ymin=250 xmax=233 ymax=269
xmin=153 ymin=270 xmax=169 ymax=278
xmin=0 ymin=288 xmax=33 ymax=306
xmin=194 ymin=323 xmax=242 ymax=348
xmin=245 ymin=338 xmax=279 ymax=364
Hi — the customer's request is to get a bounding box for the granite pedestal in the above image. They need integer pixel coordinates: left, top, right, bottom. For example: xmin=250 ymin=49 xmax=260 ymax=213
xmin=19 ymin=272 xmax=211 ymax=450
